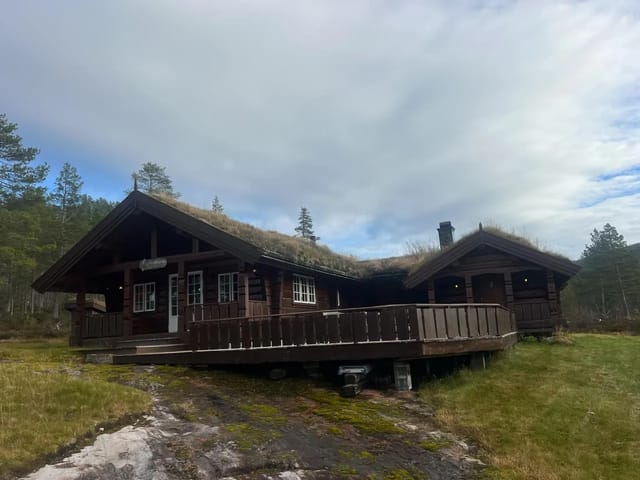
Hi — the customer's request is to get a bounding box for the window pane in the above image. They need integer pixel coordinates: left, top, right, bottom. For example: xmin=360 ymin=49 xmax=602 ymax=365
xmin=218 ymin=272 xmax=239 ymax=303
xmin=134 ymin=284 xmax=144 ymax=312
xmin=232 ymin=272 xmax=238 ymax=301
xmin=218 ymin=273 xmax=229 ymax=303
xmin=188 ymin=272 xmax=203 ymax=305
xmin=146 ymin=283 xmax=156 ymax=310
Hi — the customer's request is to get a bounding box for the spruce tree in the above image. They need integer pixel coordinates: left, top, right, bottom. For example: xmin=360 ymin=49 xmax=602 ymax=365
xmin=50 ymin=162 xmax=83 ymax=225
xmin=295 ymin=207 xmax=314 ymax=239
xmin=211 ymin=196 xmax=224 ymax=214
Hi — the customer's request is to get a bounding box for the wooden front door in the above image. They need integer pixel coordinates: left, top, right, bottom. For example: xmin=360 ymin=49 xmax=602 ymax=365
xmin=168 ymin=274 xmax=178 ymax=333
xmin=472 ymin=274 xmax=506 ymax=305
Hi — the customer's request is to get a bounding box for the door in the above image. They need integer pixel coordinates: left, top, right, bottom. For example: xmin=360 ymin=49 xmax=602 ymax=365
xmin=168 ymin=273 xmax=178 ymax=333
xmin=472 ymin=273 xmax=506 ymax=305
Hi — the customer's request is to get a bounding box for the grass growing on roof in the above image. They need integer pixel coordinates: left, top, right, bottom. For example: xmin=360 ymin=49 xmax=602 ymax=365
xmin=152 ymin=193 xmax=362 ymax=276
xmin=150 ymin=192 xmax=573 ymax=279
xmin=0 ymin=340 xmax=151 ymax=477
xmin=419 ymin=334 xmax=640 ymax=480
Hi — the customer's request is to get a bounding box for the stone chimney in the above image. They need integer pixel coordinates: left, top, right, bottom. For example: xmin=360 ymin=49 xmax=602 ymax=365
xmin=437 ymin=221 xmax=455 ymax=249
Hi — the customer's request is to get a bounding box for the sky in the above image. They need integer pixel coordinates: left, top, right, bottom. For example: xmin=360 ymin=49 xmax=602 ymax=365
xmin=1 ymin=0 xmax=639 ymax=260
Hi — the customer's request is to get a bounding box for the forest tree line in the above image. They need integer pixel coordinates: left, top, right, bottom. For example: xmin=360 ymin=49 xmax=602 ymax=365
xmin=562 ymin=223 xmax=640 ymax=329
xmin=0 ymin=114 xmax=115 ymax=331
xmin=1 ymin=113 xmax=639 ymax=334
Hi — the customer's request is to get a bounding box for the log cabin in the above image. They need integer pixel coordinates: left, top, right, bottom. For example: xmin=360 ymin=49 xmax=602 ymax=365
xmin=32 ymin=191 xmax=578 ymax=375
xmin=404 ymin=222 xmax=580 ymax=334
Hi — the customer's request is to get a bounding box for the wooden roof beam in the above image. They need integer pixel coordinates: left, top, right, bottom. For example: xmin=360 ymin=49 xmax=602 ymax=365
xmin=92 ymin=249 xmax=228 ymax=276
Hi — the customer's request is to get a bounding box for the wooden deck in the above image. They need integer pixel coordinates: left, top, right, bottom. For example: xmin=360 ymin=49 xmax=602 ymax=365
xmin=112 ymin=303 xmax=518 ymax=366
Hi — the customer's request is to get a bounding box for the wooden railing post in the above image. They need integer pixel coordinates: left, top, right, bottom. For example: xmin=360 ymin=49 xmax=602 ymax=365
xmin=465 ymin=274 xmax=474 ymax=303
xmin=190 ymin=321 xmax=198 ymax=351
xmin=427 ymin=279 xmax=436 ymax=304
xmin=70 ymin=307 xmax=81 ymax=347
xmin=122 ymin=268 xmax=133 ymax=337
xmin=69 ymin=288 xmax=86 ymax=346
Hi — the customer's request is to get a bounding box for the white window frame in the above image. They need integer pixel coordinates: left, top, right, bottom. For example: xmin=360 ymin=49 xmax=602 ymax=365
xmin=133 ymin=282 xmax=156 ymax=312
xmin=293 ymin=274 xmax=316 ymax=305
xmin=218 ymin=272 xmax=239 ymax=303
xmin=187 ymin=270 xmax=204 ymax=306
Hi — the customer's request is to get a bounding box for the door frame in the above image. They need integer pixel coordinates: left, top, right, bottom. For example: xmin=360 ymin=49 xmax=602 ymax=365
xmin=168 ymin=273 xmax=178 ymax=333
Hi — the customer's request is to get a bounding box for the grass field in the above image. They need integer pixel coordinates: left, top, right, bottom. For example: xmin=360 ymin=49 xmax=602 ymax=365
xmin=420 ymin=334 xmax=640 ymax=480
xmin=0 ymin=340 xmax=151 ymax=478
xmin=2 ymin=335 xmax=638 ymax=479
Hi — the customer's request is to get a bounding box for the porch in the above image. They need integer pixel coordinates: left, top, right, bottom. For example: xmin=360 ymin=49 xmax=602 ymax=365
xmin=426 ymin=267 xmax=562 ymax=334
xmin=91 ymin=303 xmax=519 ymax=365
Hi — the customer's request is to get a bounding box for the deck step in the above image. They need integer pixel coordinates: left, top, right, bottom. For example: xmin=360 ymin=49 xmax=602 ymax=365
xmin=116 ymin=336 xmax=182 ymax=348
xmin=135 ymin=343 xmax=188 ymax=354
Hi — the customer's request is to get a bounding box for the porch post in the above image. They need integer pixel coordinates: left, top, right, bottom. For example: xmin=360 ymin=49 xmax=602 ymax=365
xmin=271 ymin=270 xmax=284 ymax=315
xmin=122 ymin=268 xmax=133 ymax=337
xmin=238 ymin=271 xmax=250 ymax=317
xmin=504 ymin=272 xmax=514 ymax=310
xmin=465 ymin=274 xmax=474 ymax=304
xmin=546 ymin=270 xmax=560 ymax=324
xmin=70 ymin=287 xmax=85 ymax=346
xmin=427 ymin=279 xmax=436 ymax=304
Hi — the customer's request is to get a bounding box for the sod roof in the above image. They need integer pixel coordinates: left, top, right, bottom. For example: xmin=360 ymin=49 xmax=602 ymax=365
xmin=152 ymin=194 xmax=576 ymax=280
xmin=32 ymin=191 xmax=578 ymax=293
xmin=151 ymin=194 xmax=363 ymax=277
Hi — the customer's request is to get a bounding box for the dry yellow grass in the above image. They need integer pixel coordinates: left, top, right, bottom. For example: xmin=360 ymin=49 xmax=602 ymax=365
xmin=0 ymin=340 xmax=151 ymax=478
xmin=153 ymin=193 xmax=363 ymax=276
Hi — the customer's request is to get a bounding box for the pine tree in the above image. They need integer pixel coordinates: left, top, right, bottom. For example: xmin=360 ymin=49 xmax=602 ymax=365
xmin=0 ymin=114 xmax=50 ymax=323
xmin=50 ymin=162 xmax=83 ymax=225
xmin=295 ymin=207 xmax=314 ymax=239
xmin=573 ymin=224 xmax=640 ymax=320
xmin=132 ymin=162 xmax=179 ymax=197
xmin=582 ymin=223 xmax=626 ymax=258
xmin=211 ymin=196 xmax=224 ymax=214
xmin=48 ymin=162 xmax=86 ymax=256
xmin=0 ymin=113 xmax=48 ymax=205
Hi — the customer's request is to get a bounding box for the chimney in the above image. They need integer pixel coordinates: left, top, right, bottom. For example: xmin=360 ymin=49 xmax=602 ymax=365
xmin=438 ymin=221 xmax=455 ymax=249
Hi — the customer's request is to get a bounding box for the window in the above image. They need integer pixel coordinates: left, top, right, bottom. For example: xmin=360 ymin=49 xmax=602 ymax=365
xmin=218 ymin=272 xmax=238 ymax=303
xmin=293 ymin=274 xmax=316 ymax=304
xmin=133 ymin=282 xmax=155 ymax=312
xmin=187 ymin=271 xmax=203 ymax=305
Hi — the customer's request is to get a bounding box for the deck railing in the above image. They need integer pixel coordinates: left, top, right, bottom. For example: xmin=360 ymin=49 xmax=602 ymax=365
xmin=81 ymin=312 xmax=123 ymax=339
xmin=513 ymin=301 xmax=555 ymax=331
xmin=184 ymin=300 xmax=269 ymax=323
xmin=188 ymin=303 xmax=515 ymax=351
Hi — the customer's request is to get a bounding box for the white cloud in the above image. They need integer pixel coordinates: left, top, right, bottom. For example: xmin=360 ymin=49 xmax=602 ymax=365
xmin=1 ymin=0 xmax=639 ymax=259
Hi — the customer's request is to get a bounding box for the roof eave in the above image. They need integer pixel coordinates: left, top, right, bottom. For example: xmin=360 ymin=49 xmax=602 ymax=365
xmin=32 ymin=191 xmax=265 ymax=293
xmin=258 ymin=254 xmax=361 ymax=281
xmin=404 ymin=230 xmax=580 ymax=289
